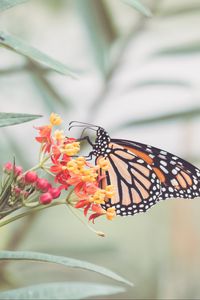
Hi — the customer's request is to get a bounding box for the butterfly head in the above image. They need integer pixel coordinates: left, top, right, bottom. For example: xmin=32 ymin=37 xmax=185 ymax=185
xmin=69 ymin=121 xmax=111 ymax=157
xmin=93 ymin=127 xmax=111 ymax=157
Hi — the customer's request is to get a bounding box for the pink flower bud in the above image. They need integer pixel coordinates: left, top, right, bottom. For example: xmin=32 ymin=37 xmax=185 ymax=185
xmin=48 ymin=187 xmax=61 ymax=199
xmin=39 ymin=192 xmax=53 ymax=205
xmin=14 ymin=166 xmax=23 ymax=176
xmin=36 ymin=178 xmax=51 ymax=192
xmin=3 ymin=162 xmax=13 ymax=173
xmin=24 ymin=171 xmax=38 ymax=184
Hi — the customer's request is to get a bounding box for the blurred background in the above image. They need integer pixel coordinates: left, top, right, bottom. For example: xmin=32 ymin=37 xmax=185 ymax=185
xmin=1 ymin=0 xmax=200 ymax=298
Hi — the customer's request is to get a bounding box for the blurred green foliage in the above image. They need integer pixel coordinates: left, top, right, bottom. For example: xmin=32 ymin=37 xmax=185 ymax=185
xmin=1 ymin=0 xmax=200 ymax=299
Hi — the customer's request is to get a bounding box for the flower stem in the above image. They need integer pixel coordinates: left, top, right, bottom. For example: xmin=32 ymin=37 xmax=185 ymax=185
xmin=23 ymin=164 xmax=40 ymax=174
xmin=66 ymin=194 xmax=105 ymax=238
xmin=22 ymin=154 xmax=51 ymax=175
xmin=0 ymin=200 xmax=65 ymax=228
xmin=67 ymin=204 xmax=105 ymax=237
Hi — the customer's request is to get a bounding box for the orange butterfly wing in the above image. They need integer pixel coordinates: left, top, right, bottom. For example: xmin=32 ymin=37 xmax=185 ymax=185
xmin=96 ymin=139 xmax=200 ymax=216
xmin=96 ymin=143 xmax=161 ymax=216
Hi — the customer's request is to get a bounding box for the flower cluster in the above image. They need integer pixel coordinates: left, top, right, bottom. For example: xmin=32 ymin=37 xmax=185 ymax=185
xmin=35 ymin=113 xmax=116 ymax=222
xmin=66 ymin=157 xmax=116 ymax=222
xmin=1 ymin=113 xmax=116 ymax=231
xmin=3 ymin=163 xmax=61 ymax=207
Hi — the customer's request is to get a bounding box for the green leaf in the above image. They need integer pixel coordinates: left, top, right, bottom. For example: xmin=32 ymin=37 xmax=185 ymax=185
xmin=0 ymin=0 xmax=28 ymax=12
xmin=133 ymin=79 xmax=191 ymax=89
xmin=153 ymin=41 xmax=200 ymax=56
xmin=0 ymin=113 xmax=42 ymax=127
xmin=122 ymin=0 xmax=152 ymax=17
xmin=116 ymin=107 xmax=200 ymax=129
xmin=0 ymin=31 xmax=78 ymax=78
xmin=0 ymin=282 xmax=125 ymax=300
xmin=0 ymin=250 xmax=133 ymax=286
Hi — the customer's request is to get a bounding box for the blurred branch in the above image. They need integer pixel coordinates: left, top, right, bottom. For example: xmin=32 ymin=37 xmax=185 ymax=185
xmin=126 ymin=78 xmax=191 ymax=91
xmin=75 ymin=0 xmax=118 ymax=75
xmin=122 ymin=0 xmax=152 ymax=17
xmin=159 ymin=3 xmax=200 ymax=17
xmin=0 ymin=65 xmax=50 ymax=76
xmin=0 ymin=63 xmax=70 ymax=114
xmin=27 ymin=61 xmax=71 ymax=111
xmin=0 ymin=0 xmax=29 ymax=13
xmin=4 ymin=214 xmax=36 ymax=251
xmin=0 ymin=213 xmax=37 ymax=288
xmin=0 ymin=66 xmax=27 ymax=76
xmin=153 ymin=41 xmax=200 ymax=56
xmin=114 ymin=107 xmax=200 ymax=131
xmin=92 ymin=0 xmax=118 ymax=44
xmin=88 ymin=0 xmax=160 ymax=117
xmin=1 ymin=130 xmax=31 ymax=168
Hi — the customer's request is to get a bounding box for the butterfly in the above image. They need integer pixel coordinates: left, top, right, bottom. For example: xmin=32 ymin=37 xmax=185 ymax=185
xmin=69 ymin=121 xmax=200 ymax=216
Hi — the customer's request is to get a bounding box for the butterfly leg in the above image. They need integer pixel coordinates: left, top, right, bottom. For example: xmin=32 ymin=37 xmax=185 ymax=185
xmin=76 ymin=136 xmax=94 ymax=147
xmin=85 ymin=152 xmax=93 ymax=161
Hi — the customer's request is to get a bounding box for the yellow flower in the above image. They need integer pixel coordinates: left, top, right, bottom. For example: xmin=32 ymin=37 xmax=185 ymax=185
xmin=90 ymin=189 xmax=106 ymax=204
xmin=97 ymin=157 xmax=109 ymax=171
xmin=49 ymin=113 xmax=62 ymax=126
xmin=54 ymin=130 xmax=65 ymax=142
xmin=66 ymin=160 xmax=79 ymax=173
xmin=105 ymin=207 xmax=116 ymax=220
xmin=105 ymin=185 xmax=115 ymax=198
xmin=81 ymin=168 xmax=98 ymax=182
xmin=75 ymin=156 xmax=86 ymax=167
xmin=63 ymin=142 xmax=80 ymax=156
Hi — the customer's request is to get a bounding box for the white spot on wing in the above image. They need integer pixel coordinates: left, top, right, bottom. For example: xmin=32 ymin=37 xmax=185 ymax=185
xmin=160 ymin=160 xmax=167 ymax=166
xmin=160 ymin=165 xmax=169 ymax=174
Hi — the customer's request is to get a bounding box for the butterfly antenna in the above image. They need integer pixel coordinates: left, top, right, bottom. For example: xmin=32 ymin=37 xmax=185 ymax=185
xmin=68 ymin=125 xmax=97 ymax=132
xmin=69 ymin=121 xmax=100 ymax=128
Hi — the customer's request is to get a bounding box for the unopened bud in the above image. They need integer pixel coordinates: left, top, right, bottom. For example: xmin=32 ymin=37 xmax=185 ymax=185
xmin=24 ymin=171 xmax=38 ymax=184
xmin=39 ymin=192 xmax=53 ymax=205
xmin=36 ymin=178 xmax=51 ymax=192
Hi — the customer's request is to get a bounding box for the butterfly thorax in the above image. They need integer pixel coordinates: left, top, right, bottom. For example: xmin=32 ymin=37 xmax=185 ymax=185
xmin=92 ymin=128 xmax=111 ymax=157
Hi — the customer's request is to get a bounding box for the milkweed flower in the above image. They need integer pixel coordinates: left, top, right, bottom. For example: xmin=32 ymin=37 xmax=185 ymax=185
xmin=35 ymin=125 xmax=52 ymax=153
xmin=62 ymin=142 xmax=80 ymax=156
xmin=0 ymin=113 xmax=116 ymax=235
xmin=105 ymin=207 xmax=116 ymax=220
xmin=49 ymin=113 xmax=62 ymax=126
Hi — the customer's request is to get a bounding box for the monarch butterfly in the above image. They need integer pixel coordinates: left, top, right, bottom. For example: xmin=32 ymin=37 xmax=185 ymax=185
xmin=69 ymin=121 xmax=200 ymax=216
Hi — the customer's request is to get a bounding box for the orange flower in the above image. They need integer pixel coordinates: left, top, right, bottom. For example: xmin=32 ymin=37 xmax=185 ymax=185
xmin=35 ymin=125 xmax=52 ymax=153
xmin=88 ymin=204 xmax=105 ymax=223
xmin=35 ymin=113 xmax=63 ymax=153
xmin=50 ymin=155 xmax=71 ymax=189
